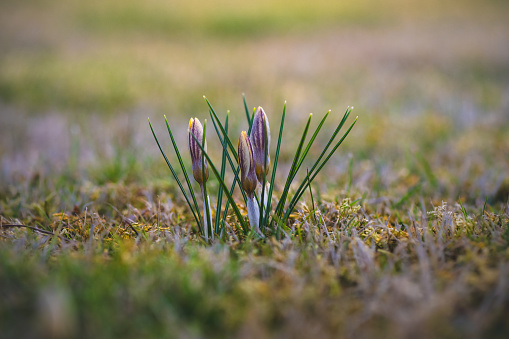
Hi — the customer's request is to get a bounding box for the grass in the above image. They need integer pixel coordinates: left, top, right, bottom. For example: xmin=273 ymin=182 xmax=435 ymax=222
xmin=1 ymin=0 xmax=509 ymax=338
xmin=1 ymin=192 xmax=509 ymax=338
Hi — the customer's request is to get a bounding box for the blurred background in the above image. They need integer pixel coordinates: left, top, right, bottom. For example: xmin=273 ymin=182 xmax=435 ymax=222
xmin=1 ymin=0 xmax=508 ymax=209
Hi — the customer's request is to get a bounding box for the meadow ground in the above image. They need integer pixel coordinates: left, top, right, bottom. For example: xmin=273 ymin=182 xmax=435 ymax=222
xmin=1 ymin=0 xmax=509 ymax=338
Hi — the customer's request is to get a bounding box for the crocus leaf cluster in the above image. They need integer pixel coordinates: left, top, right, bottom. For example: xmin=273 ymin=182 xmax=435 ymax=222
xmin=150 ymin=95 xmax=357 ymax=241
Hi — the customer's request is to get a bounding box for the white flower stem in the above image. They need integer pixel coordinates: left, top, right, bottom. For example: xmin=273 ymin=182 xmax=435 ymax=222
xmin=247 ymin=195 xmax=263 ymax=237
xmin=201 ymin=185 xmax=212 ymax=241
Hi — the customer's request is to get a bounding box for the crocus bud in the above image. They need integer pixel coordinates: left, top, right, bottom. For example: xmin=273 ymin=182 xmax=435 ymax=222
xmin=250 ymin=106 xmax=270 ymax=182
xmin=188 ymin=118 xmax=208 ymax=185
xmin=238 ymin=131 xmax=258 ymax=197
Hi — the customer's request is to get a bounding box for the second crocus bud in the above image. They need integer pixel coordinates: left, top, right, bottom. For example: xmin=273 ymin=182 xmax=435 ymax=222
xmin=188 ymin=118 xmax=209 ymax=185
xmin=250 ymin=106 xmax=271 ymax=183
xmin=238 ymin=131 xmax=258 ymax=197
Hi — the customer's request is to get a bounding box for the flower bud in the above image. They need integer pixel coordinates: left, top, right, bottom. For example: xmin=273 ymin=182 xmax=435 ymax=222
xmin=250 ymin=106 xmax=270 ymax=182
xmin=188 ymin=118 xmax=208 ymax=185
xmin=238 ymin=131 xmax=258 ymax=197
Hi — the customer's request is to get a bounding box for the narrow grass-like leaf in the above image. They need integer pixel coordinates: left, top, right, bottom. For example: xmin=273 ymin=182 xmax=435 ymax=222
xmin=275 ymin=113 xmax=313 ymax=219
xmin=163 ymin=115 xmax=202 ymax=229
xmin=207 ymin=110 xmax=247 ymax=233
xmin=263 ymin=101 xmax=286 ymax=228
xmin=296 ymin=111 xmax=330 ymax=172
xmin=458 ymin=199 xmax=468 ymax=219
xmin=308 ymin=117 xmax=358 ymax=183
xmin=206 ymin=97 xmax=251 ymax=229
xmin=284 ymin=108 xmax=353 ymax=215
xmin=205 ymin=97 xmax=255 ymax=173
xmin=221 ymin=169 xmax=241 ymax=232
xmin=148 ymin=119 xmax=202 ymax=233
xmin=305 ymin=107 xmax=353 ymax=177
xmin=191 ymin=132 xmax=249 ymax=234
xmin=307 ymin=168 xmax=317 ymax=223
xmin=283 ymin=117 xmax=358 ymax=223
xmin=280 ymin=110 xmax=330 ymax=202
xmin=209 ymin=109 xmax=248 ymax=204
xmin=242 ymin=93 xmax=251 ymax=127
xmin=258 ymin=110 xmax=269 ymax=231
xmin=482 ymin=196 xmax=488 ymax=216
xmin=205 ymin=97 xmax=256 ymax=198
xmin=215 ymin=113 xmax=229 ymax=234
xmin=249 ymin=108 xmax=255 ymax=134
xmin=204 ymin=96 xmax=240 ymax=163
xmin=201 ymin=119 xmax=213 ymax=240
xmin=285 ymin=117 xmax=358 ymax=219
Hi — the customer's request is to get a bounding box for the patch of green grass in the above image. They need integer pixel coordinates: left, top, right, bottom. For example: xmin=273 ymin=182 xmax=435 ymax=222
xmin=1 ymin=183 xmax=509 ymax=337
xmin=0 ymin=243 xmax=248 ymax=338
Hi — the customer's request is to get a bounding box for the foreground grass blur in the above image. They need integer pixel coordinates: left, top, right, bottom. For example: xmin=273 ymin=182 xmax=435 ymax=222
xmin=1 ymin=0 xmax=509 ymax=338
xmin=2 ymin=193 xmax=509 ymax=338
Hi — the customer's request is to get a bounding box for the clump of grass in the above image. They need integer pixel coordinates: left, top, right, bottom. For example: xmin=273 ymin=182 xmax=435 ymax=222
xmin=1 ymin=185 xmax=508 ymax=338
xmin=149 ymin=95 xmax=357 ymax=241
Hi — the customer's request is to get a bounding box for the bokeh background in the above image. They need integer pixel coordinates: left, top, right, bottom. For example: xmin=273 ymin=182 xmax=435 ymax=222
xmin=1 ymin=0 xmax=508 ymax=207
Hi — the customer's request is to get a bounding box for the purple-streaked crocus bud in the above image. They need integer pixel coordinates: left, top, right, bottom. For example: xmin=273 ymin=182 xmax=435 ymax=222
xmin=250 ymin=106 xmax=271 ymax=182
xmin=238 ymin=131 xmax=258 ymax=197
xmin=188 ymin=118 xmax=208 ymax=185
